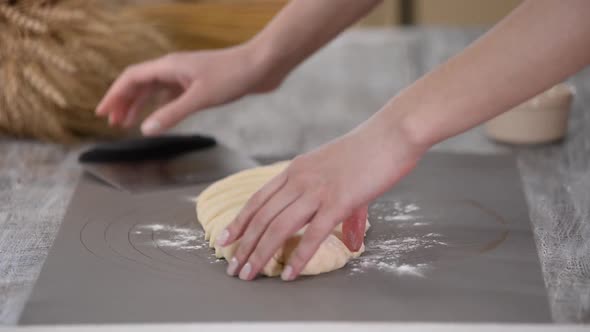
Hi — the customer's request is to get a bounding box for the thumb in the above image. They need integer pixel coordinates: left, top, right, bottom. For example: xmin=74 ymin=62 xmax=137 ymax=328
xmin=342 ymin=204 xmax=368 ymax=252
xmin=141 ymin=82 xmax=208 ymax=136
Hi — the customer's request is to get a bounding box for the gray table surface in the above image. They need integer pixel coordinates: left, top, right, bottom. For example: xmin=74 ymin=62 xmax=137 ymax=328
xmin=1 ymin=27 xmax=589 ymax=325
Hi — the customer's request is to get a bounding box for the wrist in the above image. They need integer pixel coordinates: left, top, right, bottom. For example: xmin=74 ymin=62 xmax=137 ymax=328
xmin=369 ymin=100 xmax=434 ymax=158
xmin=243 ymin=37 xmax=273 ymax=71
xmin=242 ymin=37 xmax=289 ymax=93
xmin=349 ymin=102 xmax=430 ymax=187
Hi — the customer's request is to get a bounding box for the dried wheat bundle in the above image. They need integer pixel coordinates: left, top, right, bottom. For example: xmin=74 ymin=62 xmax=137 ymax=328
xmin=0 ymin=0 xmax=172 ymax=143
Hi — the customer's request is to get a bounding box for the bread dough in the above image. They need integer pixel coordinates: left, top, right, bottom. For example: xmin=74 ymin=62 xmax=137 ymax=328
xmin=196 ymin=161 xmax=367 ymax=277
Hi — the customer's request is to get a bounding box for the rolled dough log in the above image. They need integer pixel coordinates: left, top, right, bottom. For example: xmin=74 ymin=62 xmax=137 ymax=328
xmin=196 ymin=161 xmax=367 ymax=277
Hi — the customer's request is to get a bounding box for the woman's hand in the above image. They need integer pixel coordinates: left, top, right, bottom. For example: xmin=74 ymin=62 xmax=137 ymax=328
xmin=95 ymin=0 xmax=384 ymax=136
xmin=96 ymin=43 xmax=283 ymax=135
xmin=217 ymin=112 xmax=427 ymax=281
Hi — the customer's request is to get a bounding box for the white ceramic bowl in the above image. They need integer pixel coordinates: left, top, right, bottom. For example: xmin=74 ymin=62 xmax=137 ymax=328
xmin=484 ymin=83 xmax=574 ymax=144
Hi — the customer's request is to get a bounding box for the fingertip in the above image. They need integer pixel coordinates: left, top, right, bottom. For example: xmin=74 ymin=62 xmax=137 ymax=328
xmin=95 ymin=103 xmax=108 ymax=116
xmin=141 ymin=119 xmax=162 ymax=136
xmin=223 ymin=222 xmax=247 ymax=247
xmin=238 ymin=262 xmax=253 ymax=281
xmin=226 ymin=257 xmax=239 ymax=276
xmin=285 ymin=216 xmax=336 ymax=281
xmin=281 ymin=265 xmax=295 ymax=281
xmin=284 ymin=255 xmax=306 ymax=282
xmin=108 ymin=114 xmax=116 ymax=126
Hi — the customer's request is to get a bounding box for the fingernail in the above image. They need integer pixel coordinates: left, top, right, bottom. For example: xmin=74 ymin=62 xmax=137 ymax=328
xmin=226 ymin=257 xmax=239 ymax=276
xmin=239 ymin=262 xmax=252 ymax=280
xmin=281 ymin=265 xmax=294 ymax=281
xmin=141 ymin=119 xmax=161 ymax=135
xmin=216 ymin=229 xmax=229 ymax=246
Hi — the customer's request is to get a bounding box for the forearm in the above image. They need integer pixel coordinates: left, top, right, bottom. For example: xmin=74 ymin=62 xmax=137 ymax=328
xmin=380 ymin=0 xmax=590 ymax=148
xmin=250 ymin=0 xmax=382 ymax=78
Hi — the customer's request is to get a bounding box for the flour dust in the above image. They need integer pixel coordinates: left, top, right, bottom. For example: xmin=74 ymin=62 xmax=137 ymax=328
xmin=349 ymin=201 xmax=445 ymax=277
xmin=134 ymin=224 xmax=222 ymax=264
xmin=375 ymin=201 xmax=423 ymax=222
xmin=136 ymin=201 xmax=445 ymax=276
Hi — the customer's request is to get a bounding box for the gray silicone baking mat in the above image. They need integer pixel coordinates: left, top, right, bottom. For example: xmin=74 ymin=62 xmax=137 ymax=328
xmin=20 ymin=153 xmax=551 ymax=324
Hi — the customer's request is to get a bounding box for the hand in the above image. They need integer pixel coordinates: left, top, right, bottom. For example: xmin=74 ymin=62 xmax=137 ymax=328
xmin=217 ymin=113 xmax=426 ymax=281
xmin=96 ymin=43 xmax=284 ymax=135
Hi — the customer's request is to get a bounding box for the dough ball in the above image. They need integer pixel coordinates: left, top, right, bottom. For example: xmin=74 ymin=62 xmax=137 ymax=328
xmin=196 ymin=161 xmax=367 ymax=277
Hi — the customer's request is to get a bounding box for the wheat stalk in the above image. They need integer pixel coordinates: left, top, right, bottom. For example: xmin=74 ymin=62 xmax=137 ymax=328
xmin=29 ymin=6 xmax=86 ymax=22
xmin=22 ymin=38 xmax=77 ymax=73
xmin=0 ymin=0 xmax=280 ymax=143
xmin=22 ymin=63 xmax=68 ymax=107
xmin=0 ymin=0 xmax=172 ymax=143
xmin=0 ymin=59 xmax=20 ymax=107
xmin=0 ymin=3 xmax=48 ymax=33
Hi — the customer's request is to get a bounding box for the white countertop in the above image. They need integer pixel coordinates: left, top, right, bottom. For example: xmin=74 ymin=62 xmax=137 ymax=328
xmin=5 ymin=323 xmax=590 ymax=332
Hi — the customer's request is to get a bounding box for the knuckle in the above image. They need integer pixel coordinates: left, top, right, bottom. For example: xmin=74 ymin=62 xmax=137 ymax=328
xmin=234 ymin=244 xmax=252 ymax=262
xmin=248 ymin=250 xmax=265 ymax=268
xmin=162 ymin=53 xmax=181 ymax=63
xmin=122 ymin=64 xmax=137 ymax=75
xmin=225 ymin=222 xmax=240 ymax=236
xmin=314 ymin=184 xmax=331 ymax=200
xmin=121 ymin=65 xmax=148 ymax=86
xmin=285 ymin=161 xmax=304 ymax=181
xmin=287 ymin=157 xmax=307 ymax=175
xmin=234 ymin=209 xmax=253 ymax=228
xmin=120 ymin=67 xmax=137 ymax=81
xmin=239 ymin=231 xmax=256 ymax=248
xmin=233 ymin=251 xmax=247 ymax=264
xmin=289 ymin=248 xmax=310 ymax=267
xmin=304 ymin=232 xmax=325 ymax=246
xmin=323 ymin=192 xmax=345 ymax=210
xmin=247 ymin=191 xmax=265 ymax=208
xmin=286 ymin=161 xmax=332 ymax=195
xmin=242 ymin=218 xmax=267 ymax=242
xmin=287 ymin=179 xmax=305 ymax=194
xmin=249 ymin=216 xmax=269 ymax=235
xmin=266 ymin=219 xmax=286 ymax=236
xmin=306 ymin=223 xmax=332 ymax=243
xmin=247 ymin=211 xmax=270 ymax=228
xmin=266 ymin=221 xmax=294 ymax=242
xmin=285 ymin=173 xmax=313 ymax=193
xmin=290 ymin=155 xmax=308 ymax=168
xmin=232 ymin=210 xmax=247 ymax=226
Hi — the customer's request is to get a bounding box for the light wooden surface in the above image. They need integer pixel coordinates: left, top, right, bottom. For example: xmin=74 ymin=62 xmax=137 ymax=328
xmin=415 ymin=0 xmax=522 ymax=25
xmin=358 ymin=0 xmax=401 ymax=26
xmin=1 ymin=28 xmax=589 ymax=326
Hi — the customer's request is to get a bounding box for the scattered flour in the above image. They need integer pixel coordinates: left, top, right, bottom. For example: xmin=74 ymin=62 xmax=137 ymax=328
xmin=136 ymin=200 xmax=445 ymax=277
xmin=350 ymin=200 xmax=446 ymax=277
xmin=181 ymin=196 xmax=199 ymax=203
xmin=349 ymin=234 xmax=447 ymax=277
xmin=384 ymin=215 xmax=416 ymax=221
xmin=135 ymin=224 xmax=207 ymax=251
xmin=403 ymin=203 xmax=420 ymax=213
xmin=374 ymin=201 xmax=422 ymax=222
